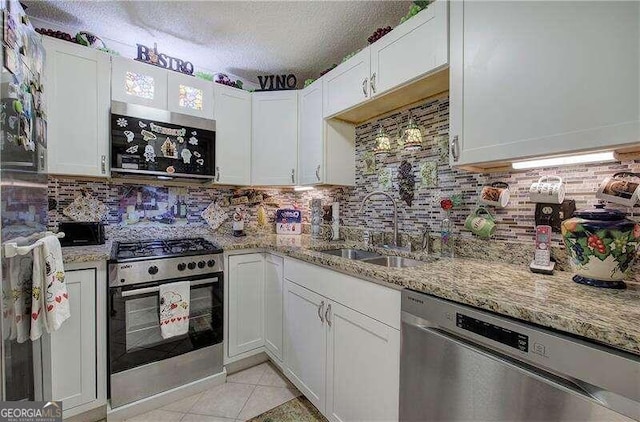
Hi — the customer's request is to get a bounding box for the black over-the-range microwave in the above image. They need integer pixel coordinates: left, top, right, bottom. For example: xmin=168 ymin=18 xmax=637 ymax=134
xmin=110 ymin=101 xmax=216 ymax=181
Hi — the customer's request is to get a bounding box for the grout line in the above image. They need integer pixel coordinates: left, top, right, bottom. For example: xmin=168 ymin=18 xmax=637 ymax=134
xmin=235 ymin=383 xmax=258 ymax=421
xmin=181 ymin=391 xmax=204 ymax=415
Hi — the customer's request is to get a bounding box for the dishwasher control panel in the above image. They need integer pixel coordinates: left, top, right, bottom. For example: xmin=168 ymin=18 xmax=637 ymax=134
xmin=457 ymin=313 xmax=529 ymax=352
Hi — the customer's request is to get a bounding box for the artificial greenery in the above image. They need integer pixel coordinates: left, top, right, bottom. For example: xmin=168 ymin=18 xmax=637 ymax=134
xmin=195 ymin=71 xmax=214 ymax=81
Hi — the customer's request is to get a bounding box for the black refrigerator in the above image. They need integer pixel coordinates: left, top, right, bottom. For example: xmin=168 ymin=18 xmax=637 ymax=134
xmin=0 ymin=0 xmax=48 ymax=401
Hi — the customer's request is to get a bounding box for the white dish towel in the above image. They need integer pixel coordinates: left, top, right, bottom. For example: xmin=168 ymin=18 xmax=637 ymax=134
xmin=8 ymin=255 xmax=33 ymax=343
xmin=31 ymin=235 xmax=70 ymax=340
xmin=159 ymin=281 xmax=190 ymax=339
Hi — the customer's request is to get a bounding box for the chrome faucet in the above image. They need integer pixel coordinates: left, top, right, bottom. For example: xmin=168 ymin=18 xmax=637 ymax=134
xmin=359 ymin=191 xmax=404 ymax=249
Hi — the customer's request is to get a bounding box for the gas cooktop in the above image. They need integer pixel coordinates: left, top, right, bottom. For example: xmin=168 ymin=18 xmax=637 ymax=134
xmin=112 ymin=237 xmax=223 ymax=262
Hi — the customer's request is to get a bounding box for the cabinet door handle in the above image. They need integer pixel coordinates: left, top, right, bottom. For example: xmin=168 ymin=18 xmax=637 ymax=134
xmin=451 ymin=135 xmax=460 ymax=162
xmin=315 ymin=165 xmax=321 ymax=181
xmin=291 ymin=168 xmax=295 ymax=183
xmin=216 ymin=166 xmax=220 ymax=182
xmin=370 ymin=73 xmax=376 ymax=94
xmin=362 ymin=78 xmax=368 ymax=98
xmin=101 ymin=155 xmax=106 ymax=174
xmin=318 ymin=300 xmax=325 ymax=323
xmin=325 ymin=303 xmax=332 ymax=327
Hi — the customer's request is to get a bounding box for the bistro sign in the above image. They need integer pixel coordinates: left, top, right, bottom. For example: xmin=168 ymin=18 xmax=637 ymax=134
xmin=136 ymin=43 xmax=194 ymax=75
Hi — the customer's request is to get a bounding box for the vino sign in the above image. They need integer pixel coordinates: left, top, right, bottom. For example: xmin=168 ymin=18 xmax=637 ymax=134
xmin=136 ymin=43 xmax=194 ymax=75
xmin=257 ymin=74 xmax=297 ymax=91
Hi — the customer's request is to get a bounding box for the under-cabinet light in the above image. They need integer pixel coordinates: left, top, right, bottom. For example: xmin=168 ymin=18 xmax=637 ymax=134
xmin=294 ymin=186 xmax=315 ymax=192
xmin=511 ymin=152 xmax=616 ymax=170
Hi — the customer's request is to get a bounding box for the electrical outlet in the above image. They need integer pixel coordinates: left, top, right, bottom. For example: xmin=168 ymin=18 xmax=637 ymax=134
xmin=535 ymin=200 xmax=576 ymax=233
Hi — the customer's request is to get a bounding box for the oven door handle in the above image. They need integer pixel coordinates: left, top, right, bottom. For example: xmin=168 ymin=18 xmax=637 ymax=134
xmin=121 ymin=277 xmax=218 ymax=298
xmin=122 ymin=286 xmax=160 ymax=297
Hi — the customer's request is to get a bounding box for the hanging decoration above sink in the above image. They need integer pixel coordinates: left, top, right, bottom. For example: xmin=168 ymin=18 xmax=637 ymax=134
xmin=402 ymin=115 xmax=423 ymax=151
xmin=136 ymin=42 xmax=194 ymax=75
xmin=397 ymin=160 xmax=416 ymax=206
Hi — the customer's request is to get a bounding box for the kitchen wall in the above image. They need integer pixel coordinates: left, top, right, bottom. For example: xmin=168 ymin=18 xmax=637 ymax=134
xmin=343 ymin=92 xmax=640 ymax=248
xmin=48 ymin=93 xmax=640 ymax=254
xmin=47 ymin=178 xmax=345 ymax=233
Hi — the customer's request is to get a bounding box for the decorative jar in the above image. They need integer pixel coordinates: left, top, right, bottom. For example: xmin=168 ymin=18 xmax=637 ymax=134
xmin=561 ymin=204 xmax=640 ymax=289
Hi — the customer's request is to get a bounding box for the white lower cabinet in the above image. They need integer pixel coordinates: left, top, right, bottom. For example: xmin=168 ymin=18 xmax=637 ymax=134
xmin=284 ymin=281 xmax=327 ymax=411
xmin=228 ymin=254 xmax=265 ymax=357
xmin=283 ymin=258 xmax=401 ymax=422
xmin=44 ymin=261 xmax=107 ymax=419
xmin=264 ymin=254 xmax=284 ymax=362
xmin=227 ymin=253 xmax=401 ymax=421
xmin=325 ymin=301 xmax=400 ymax=422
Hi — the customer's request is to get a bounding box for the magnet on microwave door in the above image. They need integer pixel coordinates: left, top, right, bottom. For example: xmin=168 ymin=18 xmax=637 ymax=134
xmin=144 ymin=144 xmax=156 ymax=162
xmin=181 ymin=148 xmax=192 ymax=164
xmin=141 ymin=130 xmax=157 ymax=141
xmin=124 ymin=130 xmax=135 ymax=143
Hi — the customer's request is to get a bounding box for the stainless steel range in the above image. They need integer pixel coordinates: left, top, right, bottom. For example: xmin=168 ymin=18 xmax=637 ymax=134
xmin=108 ymin=238 xmax=224 ymax=408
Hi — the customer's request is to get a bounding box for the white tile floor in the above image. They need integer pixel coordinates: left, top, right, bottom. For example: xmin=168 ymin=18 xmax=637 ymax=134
xmin=123 ymin=362 xmax=301 ymax=422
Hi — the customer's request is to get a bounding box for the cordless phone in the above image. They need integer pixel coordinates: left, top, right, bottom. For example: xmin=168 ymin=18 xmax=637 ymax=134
xmin=534 ymin=225 xmax=552 ymax=266
xmin=530 ymin=225 xmax=555 ymax=274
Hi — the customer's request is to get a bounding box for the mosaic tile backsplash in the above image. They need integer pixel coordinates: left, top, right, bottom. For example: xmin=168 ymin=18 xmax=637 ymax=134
xmin=48 ymin=93 xmax=640 ymax=258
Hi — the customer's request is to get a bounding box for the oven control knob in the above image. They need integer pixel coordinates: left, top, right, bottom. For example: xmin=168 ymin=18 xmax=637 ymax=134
xmin=207 ymin=260 xmax=216 ymax=268
xmin=177 ymin=263 xmax=186 ymax=271
xmin=198 ymin=261 xmax=206 ymax=269
xmin=120 ymin=278 xmax=125 ymax=284
xmin=188 ymin=262 xmax=196 ymax=270
xmin=148 ymin=265 xmax=159 ymax=275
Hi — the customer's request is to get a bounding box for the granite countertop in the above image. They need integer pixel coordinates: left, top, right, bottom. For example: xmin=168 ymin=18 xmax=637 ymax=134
xmin=61 ymin=240 xmax=113 ymax=264
xmin=62 ymin=233 xmax=640 ymax=356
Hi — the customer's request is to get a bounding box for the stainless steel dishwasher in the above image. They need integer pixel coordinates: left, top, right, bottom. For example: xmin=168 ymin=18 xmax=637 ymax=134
xmin=400 ymin=290 xmax=640 ymax=422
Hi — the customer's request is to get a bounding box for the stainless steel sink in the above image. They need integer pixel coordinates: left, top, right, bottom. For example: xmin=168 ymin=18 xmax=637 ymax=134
xmin=360 ymin=256 xmax=426 ymax=268
xmin=320 ymin=248 xmax=382 ymax=260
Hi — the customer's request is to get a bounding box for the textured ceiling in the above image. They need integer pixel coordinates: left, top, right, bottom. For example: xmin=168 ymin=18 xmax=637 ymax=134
xmin=24 ymin=0 xmax=411 ymax=85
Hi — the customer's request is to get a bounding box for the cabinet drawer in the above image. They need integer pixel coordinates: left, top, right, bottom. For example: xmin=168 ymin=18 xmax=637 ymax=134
xmin=283 ymin=258 xmax=400 ymax=329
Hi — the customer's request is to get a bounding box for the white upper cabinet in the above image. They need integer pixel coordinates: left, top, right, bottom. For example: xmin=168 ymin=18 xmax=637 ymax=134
xmin=44 ymin=38 xmax=111 ymax=177
xmin=369 ymin=0 xmax=448 ymax=97
xmin=298 ymin=81 xmax=324 ymax=185
xmin=323 ymin=48 xmax=371 ymax=118
xmin=450 ymin=0 xmax=640 ymax=168
xmin=299 ymin=81 xmax=356 ymax=186
xmin=252 ymin=90 xmax=298 ymax=186
xmin=214 ymin=84 xmax=252 ymax=185
xmin=167 ymin=72 xmax=214 ymax=119
xmin=111 ymin=56 xmax=168 ymax=109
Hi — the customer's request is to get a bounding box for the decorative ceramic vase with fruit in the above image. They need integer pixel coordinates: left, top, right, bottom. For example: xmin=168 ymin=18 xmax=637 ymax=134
xmin=561 ymin=204 xmax=640 ymax=289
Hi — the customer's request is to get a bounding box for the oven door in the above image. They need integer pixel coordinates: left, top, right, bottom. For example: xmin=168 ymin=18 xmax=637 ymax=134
xmin=109 ymin=274 xmax=223 ymax=375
